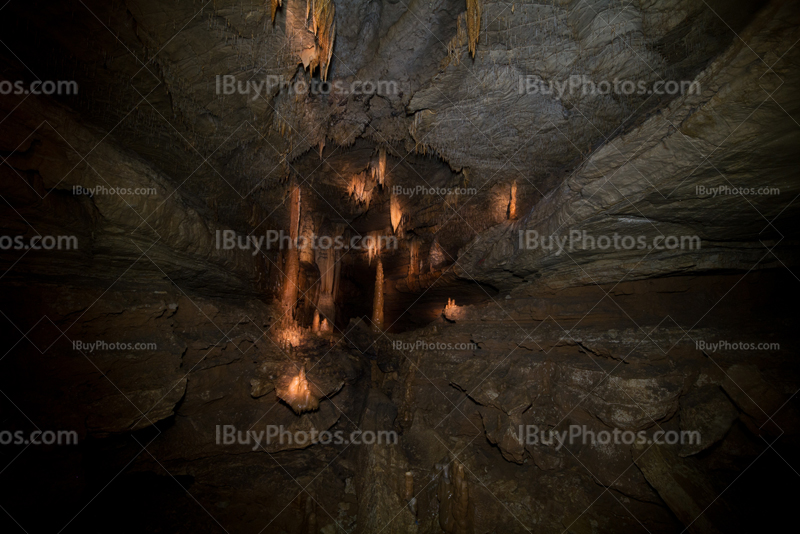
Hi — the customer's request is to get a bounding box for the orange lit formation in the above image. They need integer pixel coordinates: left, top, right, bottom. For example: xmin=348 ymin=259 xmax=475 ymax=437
xmin=508 ymin=181 xmax=517 ymax=220
xmin=276 ymin=367 xmax=319 ymax=414
xmin=315 ymin=223 xmax=342 ymax=331
xmin=371 ymin=147 xmax=387 ymax=186
xmin=278 ymin=322 xmax=304 ymax=349
xmin=444 ymin=298 xmax=459 ymax=321
xmin=281 ymin=184 xmax=302 ymax=323
xmin=391 ymin=194 xmax=402 ymax=234
xmin=347 ymin=173 xmax=373 ymax=208
xmin=408 ymin=238 xmax=421 ymax=278
xmin=367 ymin=230 xmax=384 ymax=265
xmin=444 ymin=0 xmax=483 ymax=67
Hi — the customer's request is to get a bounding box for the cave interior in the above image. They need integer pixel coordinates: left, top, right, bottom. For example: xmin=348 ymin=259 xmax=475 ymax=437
xmin=1 ymin=0 xmax=800 ymax=533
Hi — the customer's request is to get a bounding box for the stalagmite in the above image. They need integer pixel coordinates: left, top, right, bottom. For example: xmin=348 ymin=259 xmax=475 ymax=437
xmin=404 ymin=471 xmax=414 ymax=501
xmin=437 ymin=460 xmax=474 ymax=534
xmin=299 ymin=212 xmax=316 ymax=265
xmin=408 ymin=238 xmax=421 ymax=277
xmin=314 ymin=226 xmax=341 ymax=329
xmin=508 ymin=181 xmax=517 ymax=219
xmin=312 ymin=309 xmax=320 ymax=332
xmin=405 ymin=471 xmax=417 ymax=516
xmin=276 ymin=367 xmax=319 ymax=414
xmin=281 ymin=185 xmax=302 ymax=323
xmin=371 ymin=259 xmax=384 ymax=332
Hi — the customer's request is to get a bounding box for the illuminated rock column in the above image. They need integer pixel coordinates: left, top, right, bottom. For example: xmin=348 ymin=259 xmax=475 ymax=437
xmin=508 ymin=180 xmax=517 ymax=220
xmin=314 ymin=224 xmax=342 ymax=331
xmin=371 ymin=259 xmax=384 ymax=332
xmin=281 ymin=185 xmax=301 ymax=323
xmin=408 ymin=238 xmax=420 ymax=278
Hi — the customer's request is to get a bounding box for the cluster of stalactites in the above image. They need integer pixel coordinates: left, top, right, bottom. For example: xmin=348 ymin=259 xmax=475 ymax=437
xmin=466 ymin=0 xmax=481 ymax=57
xmin=370 ymin=147 xmax=387 ymax=186
xmin=446 ymin=13 xmax=468 ymax=67
xmin=347 ymin=172 xmax=372 ymax=208
xmin=366 ymin=230 xmax=385 ymax=265
xmin=306 ymin=0 xmax=336 ymax=81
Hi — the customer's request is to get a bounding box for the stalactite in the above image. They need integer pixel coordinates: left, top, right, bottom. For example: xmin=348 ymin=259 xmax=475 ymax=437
xmin=390 ymin=193 xmax=402 ymax=234
xmin=444 ymin=13 xmax=467 ymax=67
xmin=367 ymin=230 xmax=383 ymax=265
xmin=429 ymin=239 xmax=445 ymax=272
xmin=466 ymin=0 xmax=482 ymax=57
xmin=370 ymin=147 xmax=387 ymax=185
xmin=371 ymin=259 xmax=384 ymax=332
xmin=271 ymin=0 xmax=282 ymax=24
xmin=347 ymin=172 xmax=373 ymax=209
xmin=303 ymin=0 xmax=335 ymax=81
xmin=314 ymin=224 xmax=341 ymax=330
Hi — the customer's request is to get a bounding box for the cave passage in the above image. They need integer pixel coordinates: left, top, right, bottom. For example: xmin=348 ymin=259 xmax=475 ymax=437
xmin=1 ymin=0 xmax=800 ymax=533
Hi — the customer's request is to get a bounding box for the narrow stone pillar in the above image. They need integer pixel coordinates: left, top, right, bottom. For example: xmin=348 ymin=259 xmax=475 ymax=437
xmin=372 ymin=259 xmax=384 ymax=332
